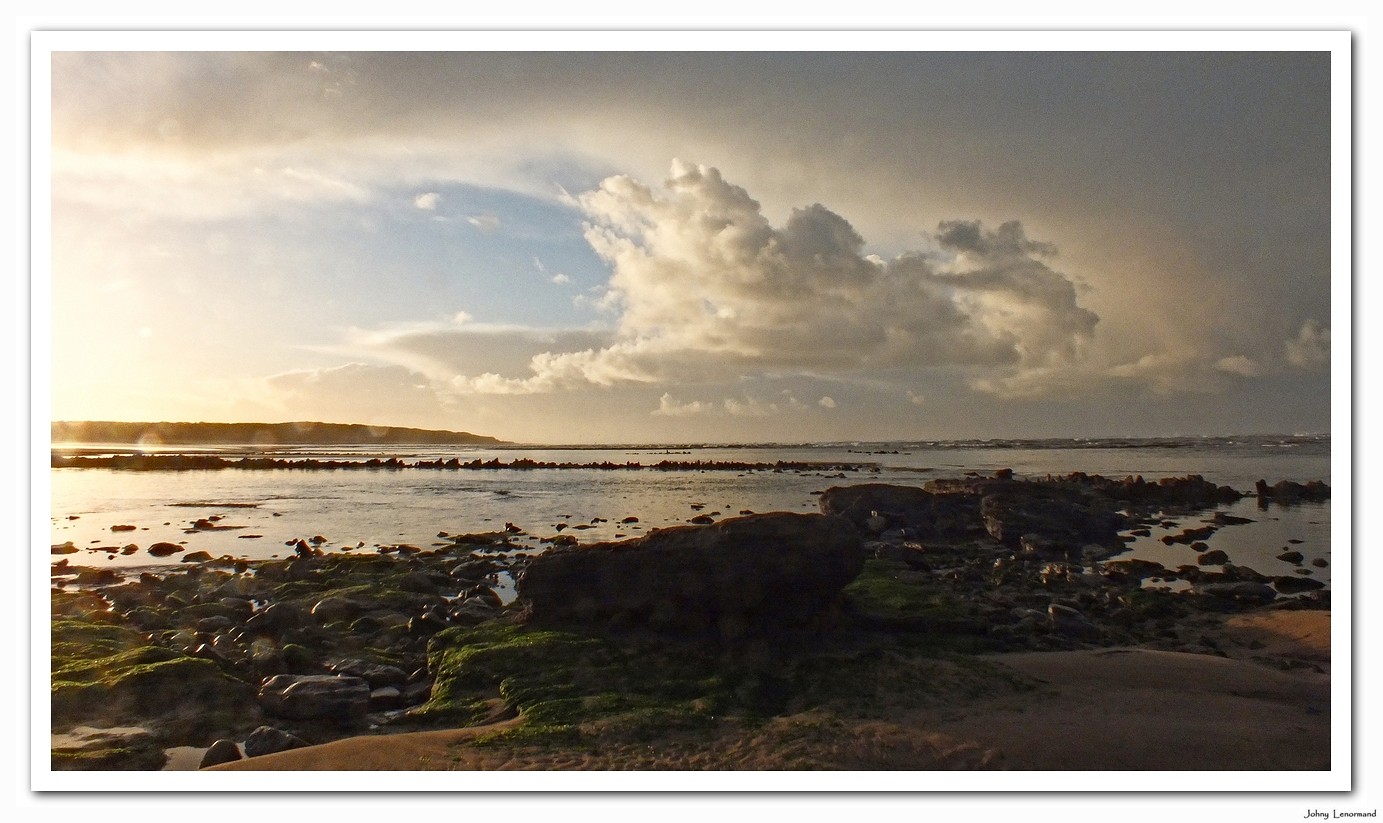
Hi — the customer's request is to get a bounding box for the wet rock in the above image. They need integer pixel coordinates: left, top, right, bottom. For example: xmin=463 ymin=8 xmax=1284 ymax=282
xmin=148 ymin=542 xmax=184 ymax=557
xmin=74 ymin=568 xmax=122 ymax=586
xmin=52 ymin=542 xmax=79 ymax=555
xmin=243 ymin=725 xmax=310 ymax=757
xmin=1048 ymin=603 xmax=1100 ymax=640
xmin=51 ymin=725 xmax=167 ymax=771
xmin=1197 ymin=550 xmax=1230 ymax=566
xmin=1276 ymin=550 xmax=1305 ymax=564
xmin=369 ymin=686 xmax=402 ymax=710
xmin=181 ymin=551 xmax=213 ymax=563
xmin=199 ymin=738 xmax=243 ymax=768
xmin=327 ymin=659 xmax=408 ymax=689
xmin=257 ymin=674 xmax=371 ymax=723
xmin=1193 ymin=581 xmax=1278 ymax=605
xmin=1273 ymin=576 xmax=1327 ymax=594
xmin=1312 ymin=558 xmax=1329 ymax=568
xmin=1255 ymin=479 xmax=1330 ymax=504
xmin=819 ymin=484 xmax=980 ymax=540
xmin=519 ymin=512 xmax=865 ymax=634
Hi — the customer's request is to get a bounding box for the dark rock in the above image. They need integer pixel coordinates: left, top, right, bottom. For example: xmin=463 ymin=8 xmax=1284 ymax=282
xmin=820 ymin=483 xmax=981 ymax=540
xmin=198 ymin=739 xmax=243 ymax=768
xmin=369 ymin=686 xmax=402 ymax=710
xmin=327 ymin=659 xmax=408 ymax=689
xmin=1273 ymin=576 xmax=1327 ymax=594
xmin=1256 ymin=479 xmax=1330 ymax=504
xmin=1193 ymin=582 xmax=1278 ymax=604
xmin=52 ymin=542 xmax=79 ymax=554
xmin=1211 ymin=512 xmax=1255 ymax=526
xmin=148 ymin=542 xmax=183 ymax=557
xmin=1312 ymin=558 xmax=1329 ymax=568
xmin=519 ymin=512 xmax=865 ymax=634
xmin=258 ymin=674 xmax=371 ymax=723
xmin=1197 ymin=550 xmax=1230 ymax=565
xmin=74 ymin=568 xmax=122 ymax=586
xmin=181 ymin=551 xmax=213 ymax=563
xmin=1101 ymin=558 xmax=1167 ymax=581
xmin=243 ymin=725 xmax=310 ymax=757
xmin=1276 ymin=550 xmax=1305 ymax=564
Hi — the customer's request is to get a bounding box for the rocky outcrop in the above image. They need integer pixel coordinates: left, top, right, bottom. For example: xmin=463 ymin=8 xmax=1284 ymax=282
xmin=518 ymin=512 xmax=865 ymax=637
xmin=817 ymin=484 xmax=982 ymax=538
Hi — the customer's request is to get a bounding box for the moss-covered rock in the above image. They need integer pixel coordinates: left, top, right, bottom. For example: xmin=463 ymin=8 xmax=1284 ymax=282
xmin=51 ymin=619 xmax=259 ymax=745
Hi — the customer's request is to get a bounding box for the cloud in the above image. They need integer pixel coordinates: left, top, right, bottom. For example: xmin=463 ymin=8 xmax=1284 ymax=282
xmin=414 ymin=191 xmax=441 ymax=210
xmin=723 ymin=396 xmax=779 ymax=417
xmin=906 ymin=390 xmax=926 ymax=406
xmin=651 ymin=393 xmax=714 ymax=417
xmin=466 ymin=213 xmax=501 ymax=232
xmin=1214 ymin=355 xmax=1263 ymax=378
xmin=818 ymin=396 xmax=837 ymax=408
xmin=551 ymin=273 xmax=571 ymax=285
xmin=440 ymin=161 xmax=1099 ymax=396
xmin=1285 ymin=319 xmax=1330 ymax=369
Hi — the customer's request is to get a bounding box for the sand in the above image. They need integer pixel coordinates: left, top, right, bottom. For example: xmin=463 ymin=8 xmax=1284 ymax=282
xmin=208 ymin=609 xmax=1329 ymax=772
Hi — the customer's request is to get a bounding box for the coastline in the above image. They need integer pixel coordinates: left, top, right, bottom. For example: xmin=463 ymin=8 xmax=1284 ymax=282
xmin=49 ymin=471 xmax=1333 ymax=774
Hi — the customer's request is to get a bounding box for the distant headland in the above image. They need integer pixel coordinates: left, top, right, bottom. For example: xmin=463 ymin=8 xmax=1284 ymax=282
xmin=50 ymin=421 xmax=508 ymax=447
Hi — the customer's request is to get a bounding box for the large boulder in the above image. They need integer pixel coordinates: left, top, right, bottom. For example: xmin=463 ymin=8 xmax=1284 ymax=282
xmin=518 ymin=512 xmax=865 ymax=636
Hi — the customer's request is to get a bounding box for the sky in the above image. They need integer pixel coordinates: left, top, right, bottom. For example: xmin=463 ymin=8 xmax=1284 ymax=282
xmin=44 ymin=39 xmax=1339 ymax=444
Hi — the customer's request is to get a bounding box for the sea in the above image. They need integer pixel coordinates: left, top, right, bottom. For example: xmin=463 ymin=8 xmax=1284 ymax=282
xmin=47 ymin=435 xmax=1335 ymax=593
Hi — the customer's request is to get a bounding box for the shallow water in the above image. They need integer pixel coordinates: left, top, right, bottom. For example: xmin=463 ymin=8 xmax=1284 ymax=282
xmin=47 ymin=438 xmax=1333 ymax=584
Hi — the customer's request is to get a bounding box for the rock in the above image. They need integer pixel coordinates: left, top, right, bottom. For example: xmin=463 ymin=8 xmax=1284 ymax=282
xmin=327 ymin=659 xmax=409 ymax=689
xmin=147 ymin=542 xmax=184 ymax=557
xmin=51 ymin=725 xmax=167 ymax=771
xmin=519 ymin=512 xmax=865 ymax=634
xmin=1197 ymin=550 xmax=1230 ymax=565
xmin=1211 ymin=512 xmax=1255 ymax=525
xmin=819 ymin=484 xmax=979 ymax=540
xmin=1276 ymin=550 xmax=1305 ymax=564
xmin=1101 ymin=558 xmax=1168 ymax=581
xmin=74 ymin=568 xmax=122 ymax=586
xmin=1193 ymin=582 xmax=1278 ymax=605
xmin=52 ymin=542 xmax=79 ymax=554
xmin=257 ymin=674 xmax=371 ymax=723
xmin=243 ymin=725 xmax=310 ymax=757
xmin=369 ymin=686 xmax=402 ymax=710
xmin=198 ymin=739 xmax=243 ymax=768
xmin=981 ymin=492 xmax=1126 ymax=550
xmin=181 ymin=551 xmax=213 ymax=563
xmin=1312 ymin=558 xmax=1329 ymax=568
xmin=1256 ymin=479 xmax=1330 ymax=504
xmin=1273 ymin=576 xmax=1327 ymax=594
xmin=1047 ymin=603 xmax=1100 ymax=640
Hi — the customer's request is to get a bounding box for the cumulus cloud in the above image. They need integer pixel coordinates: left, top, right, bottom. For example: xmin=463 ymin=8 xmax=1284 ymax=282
xmin=818 ymin=396 xmax=837 ymax=408
xmin=551 ymin=273 xmax=571 ymax=285
xmin=434 ymin=161 xmax=1099 ymax=396
xmin=1285 ymin=319 xmax=1330 ymax=369
xmin=414 ymin=191 xmax=441 ymax=210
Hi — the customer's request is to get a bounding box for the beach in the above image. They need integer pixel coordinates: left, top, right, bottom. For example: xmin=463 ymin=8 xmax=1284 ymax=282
xmin=48 ymin=459 xmax=1333 ymax=774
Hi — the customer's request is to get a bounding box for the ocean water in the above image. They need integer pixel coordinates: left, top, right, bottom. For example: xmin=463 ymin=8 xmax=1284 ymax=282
xmin=47 ymin=436 xmax=1334 ymax=587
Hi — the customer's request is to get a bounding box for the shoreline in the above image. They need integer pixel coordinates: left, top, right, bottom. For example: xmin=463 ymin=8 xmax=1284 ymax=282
xmin=49 ymin=474 xmax=1333 ymax=773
